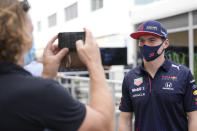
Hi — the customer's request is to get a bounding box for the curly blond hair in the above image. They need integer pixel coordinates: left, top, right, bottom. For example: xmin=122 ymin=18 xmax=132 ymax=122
xmin=0 ymin=0 xmax=31 ymax=63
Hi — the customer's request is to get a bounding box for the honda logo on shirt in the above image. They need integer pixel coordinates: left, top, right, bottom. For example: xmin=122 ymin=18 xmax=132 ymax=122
xmin=163 ymin=82 xmax=174 ymax=90
xmin=165 ymin=82 xmax=172 ymax=88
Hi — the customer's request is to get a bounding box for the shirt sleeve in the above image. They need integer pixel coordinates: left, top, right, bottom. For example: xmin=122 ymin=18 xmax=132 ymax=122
xmin=119 ymin=76 xmax=133 ymax=112
xmin=183 ymin=70 xmax=197 ymax=112
xmin=38 ymin=81 xmax=86 ymax=131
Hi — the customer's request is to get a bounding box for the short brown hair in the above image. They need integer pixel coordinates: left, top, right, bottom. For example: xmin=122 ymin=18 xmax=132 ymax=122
xmin=0 ymin=0 xmax=31 ymax=63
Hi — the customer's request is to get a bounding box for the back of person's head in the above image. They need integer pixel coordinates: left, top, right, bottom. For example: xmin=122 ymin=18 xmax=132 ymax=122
xmin=0 ymin=0 xmax=31 ymax=63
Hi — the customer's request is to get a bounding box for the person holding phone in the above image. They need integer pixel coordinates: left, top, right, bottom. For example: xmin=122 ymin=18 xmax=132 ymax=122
xmin=118 ymin=20 xmax=197 ymax=131
xmin=0 ymin=0 xmax=114 ymax=130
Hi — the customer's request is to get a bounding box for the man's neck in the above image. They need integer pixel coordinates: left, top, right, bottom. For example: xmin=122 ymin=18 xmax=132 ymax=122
xmin=143 ymin=54 xmax=165 ymax=78
xmin=16 ymin=53 xmax=25 ymax=67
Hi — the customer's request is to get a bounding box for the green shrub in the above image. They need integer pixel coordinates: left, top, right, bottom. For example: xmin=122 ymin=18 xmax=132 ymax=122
xmin=167 ymin=52 xmax=197 ymax=83
xmin=166 ymin=52 xmax=187 ymax=66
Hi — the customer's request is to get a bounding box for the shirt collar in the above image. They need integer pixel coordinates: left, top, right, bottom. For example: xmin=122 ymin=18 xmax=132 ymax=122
xmin=161 ymin=56 xmax=171 ymax=72
xmin=0 ymin=62 xmax=32 ymax=76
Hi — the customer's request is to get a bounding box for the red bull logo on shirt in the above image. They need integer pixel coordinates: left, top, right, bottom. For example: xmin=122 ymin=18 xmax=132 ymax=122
xmin=162 ymin=76 xmax=177 ymax=80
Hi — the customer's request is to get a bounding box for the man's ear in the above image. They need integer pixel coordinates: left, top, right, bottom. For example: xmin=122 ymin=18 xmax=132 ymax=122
xmin=163 ymin=39 xmax=169 ymax=49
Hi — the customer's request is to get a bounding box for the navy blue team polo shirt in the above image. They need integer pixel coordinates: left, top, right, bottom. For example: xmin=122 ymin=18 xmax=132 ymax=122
xmin=119 ymin=57 xmax=197 ymax=131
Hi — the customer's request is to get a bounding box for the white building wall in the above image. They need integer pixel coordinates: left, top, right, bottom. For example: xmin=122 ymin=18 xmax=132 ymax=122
xmin=131 ymin=0 xmax=197 ymax=24
xmin=29 ymin=0 xmax=197 ymax=63
xmin=29 ymin=0 xmax=136 ymax=65
xmin=128 ymin=0 xmax=197 ymax=38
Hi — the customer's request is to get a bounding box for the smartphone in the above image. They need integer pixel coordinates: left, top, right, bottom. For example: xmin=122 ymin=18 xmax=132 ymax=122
xmin=58 ymin=32 xmax=85 ymax=51
xmin=58 ymin=32 xmax=86 ymax=69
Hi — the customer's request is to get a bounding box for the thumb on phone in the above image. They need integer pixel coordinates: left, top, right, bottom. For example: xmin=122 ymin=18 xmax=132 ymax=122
xmin=56 ymin=48 xmax=69 ymax=62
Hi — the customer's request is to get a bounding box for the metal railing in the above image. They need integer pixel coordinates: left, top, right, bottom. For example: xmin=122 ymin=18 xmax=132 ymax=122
xmin=55 ymin=69 xmax=130 ymax=131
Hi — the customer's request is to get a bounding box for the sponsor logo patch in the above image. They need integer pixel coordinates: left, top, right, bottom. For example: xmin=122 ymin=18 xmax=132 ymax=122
xmin=161 ymin=30 xmax=166 ymax=35
xmin=172 ymin=64 xmax=180 ymax=70
xmin=162 ymin=82 xmax=174 ymax=90
xmin=190 ymin=80 xmax=195 ymax=83
xmin=162 ymin=76 xmax=177 ymax=80
xmin=146 ymin=26 xmax=157 ymax=31
xmin=132 ymin=93 xmax=145 ymax=98
xmin=132 ymin=87 xmax=145 ymax=93
xmin=193 ymin=90 xmax=197 ymax=96
xmin=138 ymin=25 xmax=144 ymax=31
xmin=134 ymin=77 xmax=143 ymax=86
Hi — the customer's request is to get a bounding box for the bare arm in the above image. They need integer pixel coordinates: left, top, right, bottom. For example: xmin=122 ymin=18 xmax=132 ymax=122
xmin=118 ymin=112 xmax=133 ymax=131
xmin=76 ymin=29 xmax=114 ymax=131
xmin=187 ymin=110 xmax=197 ymax=131
xmin=42 ymin=29 xmax=114 ymax=131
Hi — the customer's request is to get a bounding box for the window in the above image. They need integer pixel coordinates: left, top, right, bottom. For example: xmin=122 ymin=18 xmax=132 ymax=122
xmin=91 ymin=0 xmax=103 ymax=11
xmin=65 ymin=3 xmax=78 ymax=21
xmin=48 ymin=13 xmax=57 ymax=27
xmin=37 ymin=21 xmax=41 ymax=32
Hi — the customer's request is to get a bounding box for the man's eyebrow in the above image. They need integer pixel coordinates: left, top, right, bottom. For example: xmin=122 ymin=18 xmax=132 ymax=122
xmin=138 ymin=39 xmax=144 ymax=42
xmin=148 ymin=37 xmax=156 ymax=40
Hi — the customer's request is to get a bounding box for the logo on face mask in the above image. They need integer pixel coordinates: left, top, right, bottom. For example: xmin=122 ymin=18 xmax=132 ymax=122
xmin=149 ymin=52 xmax=155 ymax=58
xmin=140 ymin=41 xmax=165 ymax=61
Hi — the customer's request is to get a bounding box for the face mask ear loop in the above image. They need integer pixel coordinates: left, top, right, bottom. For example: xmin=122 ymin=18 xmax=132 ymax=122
xmin=157 ymin=39 xmax=166 ymax=55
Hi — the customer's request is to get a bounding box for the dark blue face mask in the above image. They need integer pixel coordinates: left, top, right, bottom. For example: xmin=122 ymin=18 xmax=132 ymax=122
xmin=139 ymin=41 xmax=165 ymax=61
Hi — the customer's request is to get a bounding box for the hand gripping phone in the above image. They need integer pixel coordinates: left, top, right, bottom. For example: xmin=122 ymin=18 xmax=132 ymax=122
xmin=58 ymin=32 xmax=86 ymax=69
